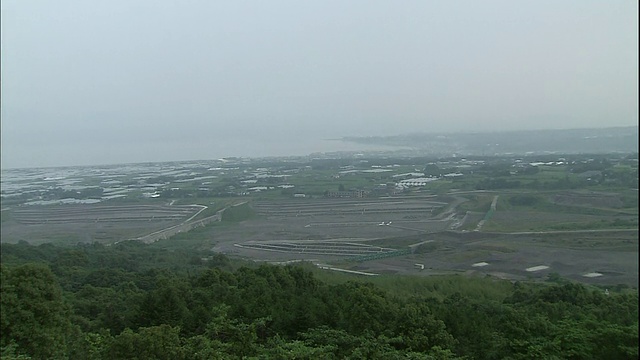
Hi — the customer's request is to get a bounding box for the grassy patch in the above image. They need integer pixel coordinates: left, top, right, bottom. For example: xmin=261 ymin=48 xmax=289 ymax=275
xmin=151 ymin=222 xmax=220 ymax=250
xmin=221 ymin=202 xmax=257 ymax=222
xmin=458 ymin=194 xmax=494 ymax=213
xmin=305 ymin=264 xmax=516 ymax=301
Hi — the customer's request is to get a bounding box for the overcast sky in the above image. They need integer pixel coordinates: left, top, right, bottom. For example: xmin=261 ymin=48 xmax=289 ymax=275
xmin=1 ymin=0 xmax=638 ymax=168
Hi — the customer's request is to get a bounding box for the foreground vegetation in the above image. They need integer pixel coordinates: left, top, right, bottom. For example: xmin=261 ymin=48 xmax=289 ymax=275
xmin=1 ymin=241 xmax=637 ymax=359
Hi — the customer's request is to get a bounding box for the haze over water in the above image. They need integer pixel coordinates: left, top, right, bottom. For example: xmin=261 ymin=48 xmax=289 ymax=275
xmin=1 ymin=1 xmax=637 ymax=169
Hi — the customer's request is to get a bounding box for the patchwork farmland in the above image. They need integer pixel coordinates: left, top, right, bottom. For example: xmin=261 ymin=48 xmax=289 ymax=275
xmin=213 ymin=196 xmax=458 ymax=260
xmin=1 ymin=204 xmax=203 ymax=245
xmin=1 ymin=153 xmax=637 ymax=287
xmin=211 ymin=193 xmax=638 ymax=287
xmin=10 ymin=204 xmax=198 ymax=224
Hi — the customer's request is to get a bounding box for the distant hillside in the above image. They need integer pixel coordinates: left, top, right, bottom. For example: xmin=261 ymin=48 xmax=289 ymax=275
xmin=342 ymin=126 xmax=638 ymax=155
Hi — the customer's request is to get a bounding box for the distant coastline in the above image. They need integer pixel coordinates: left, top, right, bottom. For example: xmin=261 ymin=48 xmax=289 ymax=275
xmin=1 ymin=126 xmax=637 ymax=170
xmin=341 ymin=126 xmax=638 ymax=156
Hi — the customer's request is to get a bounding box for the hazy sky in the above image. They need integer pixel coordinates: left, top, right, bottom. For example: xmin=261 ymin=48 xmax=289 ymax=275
xmin=1 ymin=0 xmax=638 ymax=168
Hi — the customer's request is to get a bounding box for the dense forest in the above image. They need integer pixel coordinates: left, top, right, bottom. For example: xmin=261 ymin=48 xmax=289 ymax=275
xmin=1 ymin=241 xmax=637 ymax=359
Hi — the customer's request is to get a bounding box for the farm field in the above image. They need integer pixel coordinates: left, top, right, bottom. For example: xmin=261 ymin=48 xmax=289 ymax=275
xmin=211 ymin=196 xmax=456 ymax=257
xmin=2 ymin=188 xmax=636 ymax=286
xmin=350 ymin=230 xmax=638 ymax=287
xmin=207 ymin=191 xmax=638 ymax=287
xmin=0 ymin=203 xmax=203 ymax=245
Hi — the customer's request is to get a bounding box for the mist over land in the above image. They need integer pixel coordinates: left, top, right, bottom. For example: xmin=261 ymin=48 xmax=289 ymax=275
xmin=0 ymin=126 xmax=637 ymax=170
xmin=342 ymin=126 xmax=639 ymax=156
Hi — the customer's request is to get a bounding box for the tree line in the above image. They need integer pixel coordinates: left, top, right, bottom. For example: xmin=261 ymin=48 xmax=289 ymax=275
xmin=1 ymin=241 xmax=638 ymax=359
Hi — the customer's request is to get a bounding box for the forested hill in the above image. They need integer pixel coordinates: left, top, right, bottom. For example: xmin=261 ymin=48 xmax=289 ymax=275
xmin=1 ymin=241 xmax=638 ymax=359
